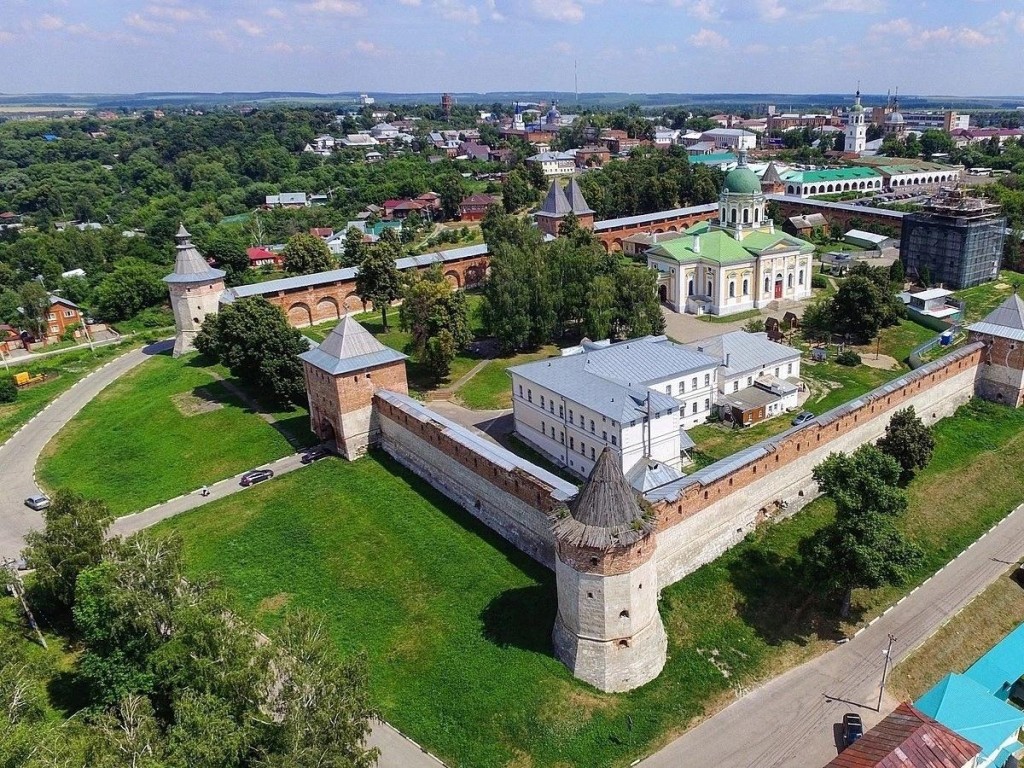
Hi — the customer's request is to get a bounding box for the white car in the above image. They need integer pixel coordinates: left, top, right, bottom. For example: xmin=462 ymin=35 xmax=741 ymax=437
xmin=24 ymin=494 xmax=50 ymax=511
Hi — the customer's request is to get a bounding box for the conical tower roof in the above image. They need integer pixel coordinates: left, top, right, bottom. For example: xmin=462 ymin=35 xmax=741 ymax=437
xmin=163 ymin=224 xmax=226 ymax=284
xmin=538 ymin=179 xmax=572 ymax=216
xmin=565 ymin=177 xmax=594 ymax=215
xmin=969 ymin=292 xmax=1024 ymax=342
xmin=553 ymin=448 xmax=653 ymax=549
xmin=761 ymin=161 xmax=783 ymax=187
xmin=299 ymin=315 xmax=407 ymax=375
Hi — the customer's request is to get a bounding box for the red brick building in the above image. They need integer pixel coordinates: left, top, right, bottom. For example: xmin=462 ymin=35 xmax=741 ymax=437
xmin=459 ymin=193 xmax=499 ymax=221
xmin=43 ymin=296 xmax=83 ymax=338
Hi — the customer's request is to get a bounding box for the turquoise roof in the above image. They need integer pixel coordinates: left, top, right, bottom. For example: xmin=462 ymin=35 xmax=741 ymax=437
xmin=965 ymin=621 xmax=1024 ymax=699
xmin=916 ymin=673 xmax=1024 ymax=761
xmin=689 ymin=152 xmax=736 ymax=166
xmin=779 ymin=167 xmax=881 ymax=184
xmin=648 ymin=223 xmax=813 ymax=265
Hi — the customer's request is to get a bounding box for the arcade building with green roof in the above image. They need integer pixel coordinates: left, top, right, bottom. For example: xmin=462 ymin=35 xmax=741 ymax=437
xmin=646 ymin=151 xmax=816 ymax=317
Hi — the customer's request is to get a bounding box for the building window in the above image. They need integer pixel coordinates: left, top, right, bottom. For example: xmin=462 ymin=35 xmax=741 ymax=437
xmin=705 ymin=398 xmax=710 ymax=410
xmin=50 ymin=326 xmax=59 ymax=334
xmin=787 ymin=363 xmax=793 ymax=375
xmin=764 ymin=276 xmax=770 ymax=293
xmin=559 ymin=405 xmax=564 ymax=418
xmin=560 ymin=431 xmax=564 ymax=444
xmin=788 ymin=273 xmax=794 ymax=289
xmin=729 ymin=281 xmax=735 ymax=298
xmin=541 ymin=420 xmax=546 ymax=434
xmin=692 ymin=402 xmax=698 ymax=414
xmin=527 ymin=389 xmax=532 ymax=402
xmin=691 ymin=377 xmax=697 ymax=389
xmin=747 ymin=376 xmax=753 ymax=386
xmin=798 ymin=269 xmax=805 ymax=285
xmin=611 ymin=435 xmax=617 ymax=446
xmin=707 ymin=279 xmax=713 ymax=295
xmin=665 ymin=385 xmax=671 ymax=395
xmin=551 ymin=426 xmax=556 ymax=438
xmin=590 ymin=419 xmax=595 ymax=432
xmin=704 ymin=373 xmax=710 ymax=386
xmin=569 ymin=437 xmax=574 ymax=450
xmin=63 ymin=310 xmax=75 ymax=318
xmin=742 ymin=279 xmax=749 ymax=296
xmin=590 ymin=447 xmax=595 ymax=460
xmin=46 ymin=313 xmax=56 ymax=321
xmin=549 ymin=402 xmax=554 ymax=413
xmin=540 ymin=395 xmax=545 ymax=408
xmin=568 ymin=409 xmax=573 ymax=422
xmin=580 ymin=441 xmax=586 ymax=455
xmin=602 ymin=430 xmax=607 ymax=441
xmin=518 ymin=384 xmax=523 ymax=397
xmin=774 ymin=368 xmax=780 ymax=377
xmin=733 ymin=381 xmax=739 ymax=392
xmin=678 ymin=381 xmax=685 ymax=394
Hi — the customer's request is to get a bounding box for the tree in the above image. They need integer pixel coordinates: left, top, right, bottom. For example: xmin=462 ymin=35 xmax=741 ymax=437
xmin=341 ymin=226 xmax=367 ymax=268
xmin=584 ymin=275 xmax=618 ymax=340
xmin=501 ymin=169 xmax=535 ymax=213
xmin=801 ymin=445 xmax=922 ymax=616
xmin=198 ymin=228 xmax=250 ymax=281
xmin=919 ymin=264 xmax=932 ymax=288
xmin=743 ymin=317 xmax=766 ymax=333
xmin=614 ymin=264 xmax=664 ymax=338
xmin=423 ymin=329 xmax=457 ymax=381
xmin=399 ymin=265 xmax=471 ymax=358
xmin=481 ymin=241 xmax=554 ymax=353
xmin=95 ymin=259 xmax=166 ymax=322
xmin=0 ymin=376 xmax=16 ymax=404
xmin=282 ymin=232 xmax=335 ymax=276
xmin=356 ymin=231 xmax=402 ymax=331
xmin=195 ymin=296 xmax=308 ymax=407
xmin=828 ymin=274 xmax=904 ymax=340
xmin=877 ymin=406 xmax=935 ymax=482
xmin=888 ymin=258 xmax=905 ymax=285
xmin=22 ymin=489 xmax=112 ymax=610
xmin=437 ymin=175 xmax=465 ymax=220
xmin=18 ymin=281 xmax=50 ymax=337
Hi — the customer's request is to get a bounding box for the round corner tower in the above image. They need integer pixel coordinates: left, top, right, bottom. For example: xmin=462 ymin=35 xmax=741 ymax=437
xmin=552 ymin=448 xmax=667 ymax=692
xmin=163 ymin=224 xmax=226 ymax=357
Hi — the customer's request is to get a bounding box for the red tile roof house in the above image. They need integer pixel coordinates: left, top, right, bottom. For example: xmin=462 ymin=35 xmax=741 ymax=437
xmin=824 ymin=702 xmax=981 ymax=768
xmin=309 ymin=227 xmax=334 ymax=239
xmin=459 ymin=193 xmax=499 ymax=221
xmin=247 ymin=247 xmax=284 ymax=269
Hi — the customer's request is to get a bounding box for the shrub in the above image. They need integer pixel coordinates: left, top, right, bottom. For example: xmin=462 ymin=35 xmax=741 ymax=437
xmin=836 ymin=350 xmax=861 ymax=366
xmin=811 ymin=273 xmax=828 ymax=289
xmin=0 ymin=376 xmax=17 ymax=403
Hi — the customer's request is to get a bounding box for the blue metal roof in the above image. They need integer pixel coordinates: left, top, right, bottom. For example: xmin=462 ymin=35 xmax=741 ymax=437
xmin=916 ymin=673 xmax=1024 ymax=762
xmin=965 ymin=621 xmax=1024 ymax=699
xmin=593 ymin=203 xmax=718 ymax=232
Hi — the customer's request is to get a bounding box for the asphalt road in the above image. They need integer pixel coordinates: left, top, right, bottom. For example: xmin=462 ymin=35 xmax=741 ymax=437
xmin=638 ymin=502 xmax=1024 ymax=768
xmin=0 ymin=340 xmax=171 ymax=560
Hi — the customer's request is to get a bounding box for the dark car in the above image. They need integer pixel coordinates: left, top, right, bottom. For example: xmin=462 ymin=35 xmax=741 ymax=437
xmin=240 ymin=469 xmax=274 ymax=487
xmin=791 ymin=411 xmax=815 ymax=426
xmin=300 ymin=447 xmax=329 ymax=464
xmin=842 ymin=712 xmax=864 ymax=748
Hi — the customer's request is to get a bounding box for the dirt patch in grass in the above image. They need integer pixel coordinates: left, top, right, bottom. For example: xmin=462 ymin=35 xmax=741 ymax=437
xmin=171 ymin=387 xmax=224 ymax=416
xmin=889 ymin=569 xmax=1024 ymax=702
xmin=256 ymin=592 xmax=292 ymax=615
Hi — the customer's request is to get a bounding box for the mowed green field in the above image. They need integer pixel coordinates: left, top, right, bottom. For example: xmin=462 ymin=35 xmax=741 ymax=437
xmin=148 ymin=397 xmax=1024 ymax=767
xmin=38 ymin=353 xmax=299 ymax=515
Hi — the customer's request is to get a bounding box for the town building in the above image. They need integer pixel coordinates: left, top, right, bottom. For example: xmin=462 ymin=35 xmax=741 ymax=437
xmin=621 ymin=231 xmax=686 ymax=258
xmin=43 ymin=296 xmax=83 ymax=339
xmin=647 ymin=151 xmax=815 ymax=316
xmin=778 ymin=167 xmax=884 ymax=198
xmin=246 ymin=246 xmax=284 ymax=270
xmin=824 ymin=702 xmax=981 ymax=768
xmin=968 ymin=293 xmax=1024 ymax=406
xmin=509 ymin=335 xmax=720 ymax=479
xmin=900 ymin=187 xmax=1006 ymax=289
xmin=700 ymin=127 xmax=757 ymax=150
xmin=528 ymin=150 xmax=577 ymax=177
xmin=458 ymin=193 xmax=499 ymax=221
xmin=950 ymin=127 xmax=1024 ymax=148
xmin=760 ymin=161 xmax=785 ymax=194
xmin=264 ymin=192 xmax=309 ymax=208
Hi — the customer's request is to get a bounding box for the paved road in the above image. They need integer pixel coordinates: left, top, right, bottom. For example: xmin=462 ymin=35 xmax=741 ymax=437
xmin=639 ymin=503 xmax=1024 ymax=768
xmin=0 ymin=340 xmax=171 ymax=560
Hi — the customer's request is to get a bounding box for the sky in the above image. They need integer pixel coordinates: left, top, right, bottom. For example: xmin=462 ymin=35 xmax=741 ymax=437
xmin=1 ymin=0 xmax=1023 ymax=97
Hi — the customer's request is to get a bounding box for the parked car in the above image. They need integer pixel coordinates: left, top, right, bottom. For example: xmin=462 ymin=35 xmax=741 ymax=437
xmin=791 ymin=411 xmax=815 ymax=426
xmin=240 ymin=469 xmax=274 ymax=487
xmin=24 ymin=494 xmax=50 ymax=511
xmin=301 ymin=446 xmax=329 ymax=464
xmin=842 ymin=712 xmax=864 ymax=748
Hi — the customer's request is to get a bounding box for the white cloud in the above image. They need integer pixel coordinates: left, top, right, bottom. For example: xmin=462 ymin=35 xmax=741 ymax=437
xmin=754 ymin=0 xmax=786 ymax=21
xmin=146 ymin=3 xmax=208 ymax=22
xmin=39 ymin=14 xmax=65 ymax=30
xmin=685 ymin=0 xmax=718 ymax=22
xmin=872 ymin=17 xmax=996 ymax=49
xmin=530 ymin=0 xmax=585 ymax=23
xmin=0 ymin=30 xmax=14 ymax=44
xmin=125 ymin=13 xmax=174 ymax=34
xmin=398 ymin=0 xmax=422 ymax=5
xmin=356 ymin=39 xmax=386 ymax=55
xmin=484 ymin=0 xmax=506 ymax=21
xmin=433 ymin=0 xmax=480 ymax=24
xmin=302 ymin=0 xmax=366 ymax=15
xmin=655 ymin=42 xmax=678 ymax=54
xmin=688 ymin=27 xmax=728 ymax=47
xmin=265 ymin=7 xmax=287 ymax=19
xmin=268 ymin=41 xmax=293 ymax=53
xmin=553 ymin=40 xmax=573 ymax=54
xmin=822 ymin=0 xmax=884 ymax=11
xmin=235 ymin=18 xmax=264 ymax=36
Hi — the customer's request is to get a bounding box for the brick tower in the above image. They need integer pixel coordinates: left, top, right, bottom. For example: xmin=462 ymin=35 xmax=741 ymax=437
xmin=969 ymin=292 xmax=1024 ymax=407
xmin=299 ymin=316 xmax=408 ymax=458
xmin=536 ymin=178 xmax=595 ymax=238
xmin=164 ymin=225 xmax=226 ymax=357
xmin=552 ymin=447 xmax=667 ymax=692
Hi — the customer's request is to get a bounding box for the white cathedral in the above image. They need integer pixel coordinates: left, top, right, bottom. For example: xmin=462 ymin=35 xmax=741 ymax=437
xmin=646 ymin=151 xmax=816 ymax=317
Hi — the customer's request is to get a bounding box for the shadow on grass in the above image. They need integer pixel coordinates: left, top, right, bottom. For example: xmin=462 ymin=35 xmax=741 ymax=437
xmin=480 ymin=583 xmax=556 ymax=655
xmin=725 ymin=544 xmax=851 ymax=647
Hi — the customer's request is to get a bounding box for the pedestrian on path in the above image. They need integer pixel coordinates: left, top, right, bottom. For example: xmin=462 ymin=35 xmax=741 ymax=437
xmin=200 ymin=486 xmax=210 ymax=497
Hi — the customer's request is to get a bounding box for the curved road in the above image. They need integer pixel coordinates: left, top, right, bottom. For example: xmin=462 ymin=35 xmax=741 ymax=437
xmin=0 ymin=340 xmax=172 ymax=560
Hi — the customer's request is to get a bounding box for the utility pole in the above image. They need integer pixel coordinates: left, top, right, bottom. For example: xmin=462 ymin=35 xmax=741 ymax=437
xmin=877 ymin=633 xmax=896 ymax=711
xmin=2 ymin=558 xmax=47 ymax=649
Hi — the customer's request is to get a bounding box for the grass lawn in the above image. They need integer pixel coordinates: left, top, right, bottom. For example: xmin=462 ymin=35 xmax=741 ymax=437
xmin=455 ymin=345 xmax=559 ymax=410
xmin=955 ymin=269 xmax=1024 ymax=323
xmin=888 ymin=566 xmax=1024 ymax=702
xmin=852 ymin=320 xmax=938 ymax=366
xmin=696 ymin=308 xmax=762 ymax=324
xmin=0 ymin=341 xmax=140 ymax=445
xmin=150 ymin=397 xmax=1024 ymax=768
xmin=37 ymin=352 xmax=300 ymax=516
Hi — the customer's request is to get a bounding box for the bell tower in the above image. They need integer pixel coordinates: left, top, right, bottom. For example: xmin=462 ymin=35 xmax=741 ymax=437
xmin=552 ymin=448 xmax=667 ymax=692
xmin=844 ymin=86 xmax=867 ymax=154
xmin=163 ymin=225 xmax=226 ymax=357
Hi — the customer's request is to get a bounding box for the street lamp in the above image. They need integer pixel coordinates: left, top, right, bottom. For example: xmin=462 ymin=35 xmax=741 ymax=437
xmin=878 ymin=633 xmax=897 ymax=711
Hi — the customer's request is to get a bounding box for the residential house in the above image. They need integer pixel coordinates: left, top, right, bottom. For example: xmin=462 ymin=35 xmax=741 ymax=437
xmin=824 ymin=702 xmax=981 ymax=768
xmin=247 ymin=247 xmax=284 ymax=270
xmin=458 ymin=193 xmax=499 ymax=221
xmin=370 ymin=123 xmax=399 ymax=141
xmin=575 ymin=145 xmax=611 ymax=168
xmin=309 ymin=228 xmax=334 ymax=240
xmin=43 ymin=296 xmax=83 ymax=339
xmin=527 ymin=150 xmax=576 ymax=177
xmin=264 ymin=193 xmax=309 ymax=208
xmin=459 ymin=142 xmax=491 ymax=162
xmin=339 ymin=133 xmax=379 ymax=148
xmin=785 ymin=212 xmax=829 ymax=237
xmin=701 ymin=128 xmax=758 ymax=150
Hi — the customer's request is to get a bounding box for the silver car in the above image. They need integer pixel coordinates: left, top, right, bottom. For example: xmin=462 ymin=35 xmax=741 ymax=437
xmin=25 ymin=494 xmax=50 ymax=511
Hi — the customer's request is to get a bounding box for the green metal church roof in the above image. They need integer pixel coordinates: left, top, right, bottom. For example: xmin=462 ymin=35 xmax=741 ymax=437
xmin=780 ymin=167 xmax=881 ymax=183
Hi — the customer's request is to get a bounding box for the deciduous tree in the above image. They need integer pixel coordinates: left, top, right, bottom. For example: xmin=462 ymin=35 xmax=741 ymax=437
xmin=282 ymin=232 xmax=335 ymax=276
xmin=356 ymin=230 xmax=402 ymax=331
xmin=877 ymin=406 xmax=935 ymax=482
xmin=95 ymin=259 xmax=166 ymax=322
